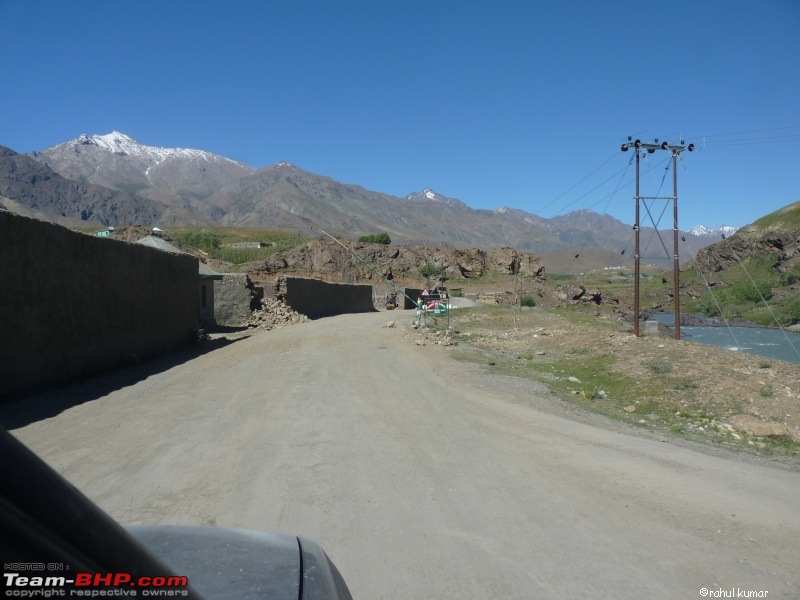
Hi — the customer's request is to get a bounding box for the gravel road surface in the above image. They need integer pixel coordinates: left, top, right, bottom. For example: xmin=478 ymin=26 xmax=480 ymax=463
xmin=6 ymin=311 xmax=800 ymax=599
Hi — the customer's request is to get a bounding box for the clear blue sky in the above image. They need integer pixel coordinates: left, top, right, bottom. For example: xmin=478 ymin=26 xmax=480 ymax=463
xmin=2 ymin=0 xmax=798 ymax=229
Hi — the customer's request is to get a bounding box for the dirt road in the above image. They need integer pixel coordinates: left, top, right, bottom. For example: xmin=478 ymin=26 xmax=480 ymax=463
xmin=6 ymin=311 xmax=800 ymax=598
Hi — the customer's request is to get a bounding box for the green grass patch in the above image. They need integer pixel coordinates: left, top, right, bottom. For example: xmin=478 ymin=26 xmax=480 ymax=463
xmin=670 ymin=378 xmax=698 ymax=391
xmin=685 ymin=253 xmax=787 ymax=322
xmin=165 ymin=226 xmax=308 ymax=264
xmin=452 ymin=342 xmax=672 ymax=424
xmin=646 ymin=358 xmax=672 ymax=374
xmin=213 ymin=247 xmax=278 ymax=263
xmin=747 ymin=297 xmax=800 ymax=327
xmin=752 ymin=201 xmax=800 ymax=230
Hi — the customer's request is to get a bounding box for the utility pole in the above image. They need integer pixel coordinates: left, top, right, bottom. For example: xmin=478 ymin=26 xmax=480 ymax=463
xmin=620 ymin=138 xmax=694 ymax=340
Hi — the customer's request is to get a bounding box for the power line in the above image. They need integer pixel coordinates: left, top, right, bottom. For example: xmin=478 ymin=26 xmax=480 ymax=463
xmin=676 ymin=156 xmax=800 ymax=360
xmin=718 ymin=237 xmax=800 ymax=361
xmin=680 ymin=240 xmax=746 ymax=355
xmin=599 ymin=154 xmax=634 ymax=216
xmin=318 ymin=228 xmax=420 ymax=309
xmin=698 ymin=136 xmax=800 ymax=148
xmin=523 ymin=127 xmax=796 ymax=226
xmin=533 ymin=151 xmax=620 ymax=216
xmin=582 ymin=154 xmax=670 ymax=214
xmin=699 ymin=133 xmax=800 ymax=144
xmin=549 ymin=154 xmax=670 ymax=218
xmin=682 ymin=125 xmax=800 ymax=141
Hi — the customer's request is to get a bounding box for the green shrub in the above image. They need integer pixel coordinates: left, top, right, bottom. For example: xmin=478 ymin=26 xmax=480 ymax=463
xmin=520 ymin=295 xmax=536 ymax=307
xmin=646 ymin=359 xmax=672 ymax=374
xmin=775 ymin=297 xmax=800 ymax=326
xmin=690 ymin=280 xmax=775 ymax=318
xmin=173 ymin=231 xmax=222 ymax=252
xmin=420 ymin=264 xmax=443 ymax=278
xmin=780 ymin=263 xmax=800 ymax=286
xmin=359 ymin=232 xmax=391 ymax=244
xmin=728 ymin=281 xmax=772 ymax=304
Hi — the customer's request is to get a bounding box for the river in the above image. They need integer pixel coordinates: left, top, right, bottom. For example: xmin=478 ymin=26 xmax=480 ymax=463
xmin=652 ymin=313 xmax=800 ymax=365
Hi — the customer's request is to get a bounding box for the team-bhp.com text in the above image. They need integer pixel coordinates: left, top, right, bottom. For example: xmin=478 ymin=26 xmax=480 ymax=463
xmin=4 ymin=573 xmax=188 ymax=597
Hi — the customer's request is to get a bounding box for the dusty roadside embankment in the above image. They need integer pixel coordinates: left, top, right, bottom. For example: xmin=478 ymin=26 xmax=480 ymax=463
xmin=424 ymin=303 xmax=800 ymax=458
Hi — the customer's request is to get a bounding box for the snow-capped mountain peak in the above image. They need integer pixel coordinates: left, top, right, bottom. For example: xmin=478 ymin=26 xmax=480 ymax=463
xmin=66 ymin=131 xmax=242 ymax=166
xmin=689 ymin=225 xmax=739 ymax=237
xmin=405 ymin=188 xmax=468 ymax=210
xmin=35 ymin=131 xmax=256 ymax=207
xmin=86 ymin=131 xmax=137 ymax=153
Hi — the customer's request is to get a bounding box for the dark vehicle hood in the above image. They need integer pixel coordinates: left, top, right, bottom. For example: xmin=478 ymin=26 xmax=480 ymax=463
xmin=127 ymin=525 xmax=351 ymax=600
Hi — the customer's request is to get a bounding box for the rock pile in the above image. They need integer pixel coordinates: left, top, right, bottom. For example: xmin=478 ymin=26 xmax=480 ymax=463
xmin=247 ymin=297 xmax=309 ymax=330
xmin=249 ymin=239 xmax=546 ymax=282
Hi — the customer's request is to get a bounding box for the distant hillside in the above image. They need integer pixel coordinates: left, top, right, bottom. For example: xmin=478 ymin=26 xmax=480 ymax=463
xmin=680 ymin=201 xmax=800 ymax=326
xmin=751 ymin=200 xmax=800 ymax=230
xmin=0 ymin=146 xmax=178 ymax=227
xmin=542 ymin=247 xmax=634 ymax=275
xmin=201 ymin=162 xmax=561 ymax=248
xmin=10 ymin=131 xmax=732 ymax=264
xmin=0 ymin=196 xmax=92 ymax=229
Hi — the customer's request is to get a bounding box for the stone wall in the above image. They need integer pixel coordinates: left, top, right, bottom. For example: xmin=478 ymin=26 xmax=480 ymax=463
xmin=0 ymin=212 xmax=198 ymax=397
xmin=214 ymin=274 xmax=259 ymax=326
xmin=276 ymin=276 xmax=374 ymax=319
